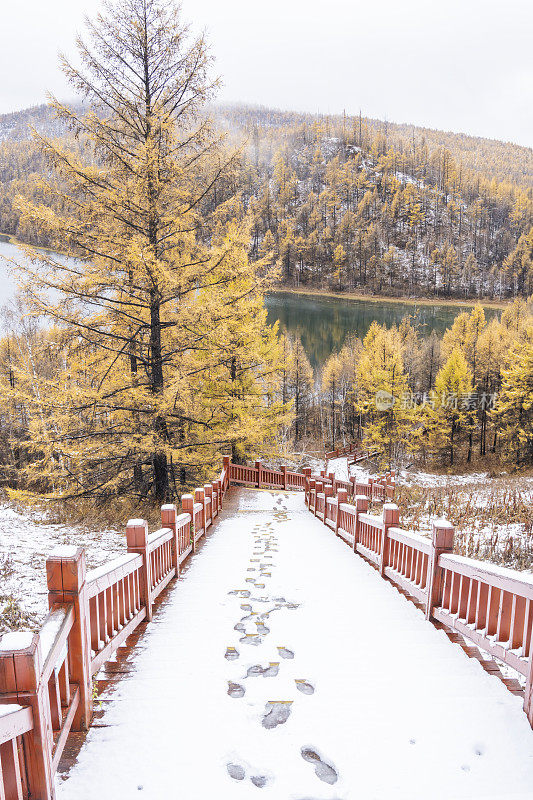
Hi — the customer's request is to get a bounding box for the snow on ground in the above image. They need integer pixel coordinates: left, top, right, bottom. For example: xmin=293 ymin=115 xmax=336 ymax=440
xmin=0 ymin=504 xmax=124 ymax=627
xmin=326 ymin=456 xmax=372 ymax=485
xmin=401 ymin=470 xmax=491 ymax=488
xmin=57 ymin=488 xmax=533 ymax=800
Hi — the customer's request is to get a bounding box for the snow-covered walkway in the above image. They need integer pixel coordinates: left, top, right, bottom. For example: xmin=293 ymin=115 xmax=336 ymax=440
xmin=58 ymin=489 xmax=533 ymax=799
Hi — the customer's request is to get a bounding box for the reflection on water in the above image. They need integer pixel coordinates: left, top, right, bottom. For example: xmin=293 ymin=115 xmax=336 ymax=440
xmin=265 ymin=291 xmax=500 ymax=368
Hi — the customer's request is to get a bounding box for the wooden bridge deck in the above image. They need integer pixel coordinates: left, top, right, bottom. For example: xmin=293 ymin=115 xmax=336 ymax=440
xmin=54 ymin=488 xmax=533 ymax=799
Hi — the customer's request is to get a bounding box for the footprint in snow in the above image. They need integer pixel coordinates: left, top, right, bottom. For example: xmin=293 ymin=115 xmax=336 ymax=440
xmin=277 ymin=646 xmax=294 ymax=659
xmin=301 ymin=748 xmax=338 ymax=785
xmin=295 ymin=679 xmax=315 ymax=695
xmin=245 ymin=664 xmax=266 ymax=677
xmin=224 ymin=647 xmax=239 ymax=660
xmin=227 ymin=682 xmax=245 ymax=698
xmin=240 ymin=634 xmax=262 ymax=646
xmin=240 ymin=612 xmax=258 ymax=622
xmin=227 ymin=763 xmax=245 ymax=781
xmin=262 ymin=701 xmax=292 ymax=729
xmin=254 ymin=622 xmax=270 ymax=635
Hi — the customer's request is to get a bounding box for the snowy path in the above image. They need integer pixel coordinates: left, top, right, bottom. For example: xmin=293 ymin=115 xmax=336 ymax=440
xmin=58 ymin=489 xmax=533 ymax=800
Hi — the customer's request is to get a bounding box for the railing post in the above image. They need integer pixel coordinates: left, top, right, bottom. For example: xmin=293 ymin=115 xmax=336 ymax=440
xmin=335 ymin=488 xmax=348 ymax=535
xmin=214 ymin=479 xmax=222 ymax=511
xmin=303 ymin=467 xmax=311 ymax=501
xmin=281 ymin=465 xmax=287 ymax=490
xmin=223 ymin=456 xmax=230 ymax=492
xmin=204 ymin=484 xmax=213 ymax=528
xmin=46 ymin=547 xmax=93 ymax=731
xmin=126 ymin=519 xmax=152 ymax=622
xmin=181 ymin=494 xmax=194 ymax=551
xmin=0 ymin=632 xmax=55 ymax=800
xmin=161 ymin=504 xmax=179 ymax=576
xmin=324 ymin=484 xmax=333 ymax=525
xmin=353 ymin=494 xmax=368 ymax=550
xmin=308 ymin=478 xmax=316 ymax=510
xmin=315 ymin=481 xmax=323 ymax=517
xmin=523 ymin=642 xmax=533 ymax=725
xmin=255 ymin=461 xmax=262 ymax=489
xmin=369 ymin=477 xmax=375 ymax=502
xmin=425 ymin=519 xmax=455 ymax=620
xmin=211 ymin=481 xmax=220 ymax=517
xmin=194 ymin=488 xmax=205 ymax=544
xmin=380 ymin=503 xmax=399 ymax=576
xmin=328 ymin=472 xmax=336 ymax=493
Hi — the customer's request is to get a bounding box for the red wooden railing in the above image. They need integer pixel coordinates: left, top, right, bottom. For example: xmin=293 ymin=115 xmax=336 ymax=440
xmin=0 ymin=454 xmax=395 ymax=799
xmin=325 ymin=442 xmax=361 ymax=459
xmin=305 ymin=481 xmax=533 ymax=731
xmin=0 ymin=459 xmax=230 ymax=800
xmin=228 ymin=459 xmax=309 ymax=491
xmin=0 ymin=704 xmax=33 ymax=798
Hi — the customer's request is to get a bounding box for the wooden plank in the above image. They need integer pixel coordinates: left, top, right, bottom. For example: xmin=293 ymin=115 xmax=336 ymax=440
xmin=40 ymin=605 xmax=74 ymax=684
xmin=0 ymin=707 xmax=33 ymax=745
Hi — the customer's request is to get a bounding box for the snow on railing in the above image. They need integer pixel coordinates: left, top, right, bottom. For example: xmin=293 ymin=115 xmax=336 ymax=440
xmin=0 ymin=460 xmax=230 ymax=800
xmin=305 ymin=482 xmax=533 ymax=729
xmin=325 ymin=442 xmax=360 ymax=459
xmin=433 ymin=552 xmax=533 ymax=681
xmin=228 ymin=459 xmax=308 ymax=491
xmin=0 ymin=704 xmax=33 ymax=798
xmin=0 ymin=454 xmax=394 ymax=799
xmin=87 ymin=551 xmax=145 ymax=674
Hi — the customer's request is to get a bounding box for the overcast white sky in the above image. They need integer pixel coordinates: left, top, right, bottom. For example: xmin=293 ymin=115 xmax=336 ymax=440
xmin=1 ymin=0 xmax=531 ymax=147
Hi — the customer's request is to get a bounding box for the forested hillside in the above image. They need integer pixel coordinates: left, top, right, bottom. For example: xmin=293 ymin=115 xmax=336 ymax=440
xmin=217 ymin=105 xmax=533 ymax=300
xmin=1 ymin=102 xmax=532 ymax=298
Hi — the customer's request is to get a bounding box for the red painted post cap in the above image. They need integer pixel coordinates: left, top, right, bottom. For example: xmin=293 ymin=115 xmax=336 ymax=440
xmin=432 ymin=519 xmax=455 ymax=549
xmin=161 ymin=504 xmax=177 ymax=526
xmin=355 ymin=494 xmax=369 ymax=512
xmin=126 ymin=519 xmax=149 ymax=548
xmin=383 ymin=503 xmax=400 ymax=526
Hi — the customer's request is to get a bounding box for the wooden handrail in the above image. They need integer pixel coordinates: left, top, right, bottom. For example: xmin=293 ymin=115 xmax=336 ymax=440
xmin=305 ymin=479 xmax=533 ymax=729
xmin=0 ymin=457 xmax=233 ymax=800
xmin=87 ymin=553 xmax=143 ymax=598
xmin=0 ymin=453 xmax=394 ymax=800
xmin=0 ymin=703 xmax=33 ymax=744
xmin=0 ymin=704 xmax=33 ymax=799
xmin=40 ymin=604 xmax=75 ymax=684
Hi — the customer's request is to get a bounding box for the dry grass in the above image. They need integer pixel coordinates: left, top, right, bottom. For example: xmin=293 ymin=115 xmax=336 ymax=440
xmin=393 ymin=479 xmax=533 ymax=570
xmin=7 ymin=493 xmax=164 ymax=532
xmin=0 ymin=595 xmax=39 ymax=634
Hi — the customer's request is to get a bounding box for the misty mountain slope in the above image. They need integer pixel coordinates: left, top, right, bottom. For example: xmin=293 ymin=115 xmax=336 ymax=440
xmin=1 ymin=102 xmax=532 ymax=298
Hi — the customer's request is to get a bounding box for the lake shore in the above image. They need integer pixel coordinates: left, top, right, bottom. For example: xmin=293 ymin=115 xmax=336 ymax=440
xmin=270 ymin=285 xmax=509 ymax=311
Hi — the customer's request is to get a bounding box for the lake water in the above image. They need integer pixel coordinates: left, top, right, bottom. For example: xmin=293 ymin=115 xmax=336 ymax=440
xmin=265 ymin=291 xmax=500 ymax=367
xmin=0 ymin=241 xmax=500 ymax=368
xmin=0 ymin=240 xmax=23 ymax=304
